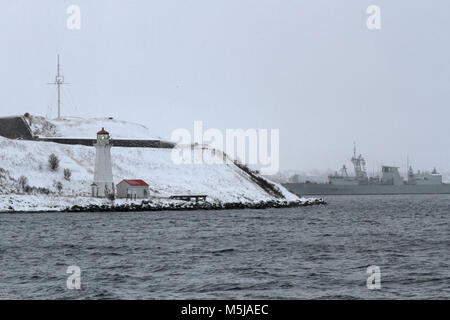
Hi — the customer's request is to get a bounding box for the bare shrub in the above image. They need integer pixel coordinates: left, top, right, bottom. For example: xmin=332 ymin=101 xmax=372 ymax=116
xmin=107 ymin=192 xmax=115 ymax=201
xmin=63 ymin=168 xmax=72 ymax=181
xmin=0 ymin=168 xmax=7 ymax=179
xmin=18 ymin=176 xmax=28 ymax=191
xmin=53 ymin=181 xmax=63 ymax=194
xmin=48 ymin=153 xmax=60 ymax=171
xmin=24 ymin=185 xmax=32 ymax=194
xmin=37 ymin=187 xmax=50 ymax=195
xmin=105 ymin=185 xmax=115 ymax=203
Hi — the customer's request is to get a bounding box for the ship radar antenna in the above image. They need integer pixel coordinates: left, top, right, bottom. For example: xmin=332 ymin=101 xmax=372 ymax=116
xmin=47 ymin=54 xmax=70 ymax=120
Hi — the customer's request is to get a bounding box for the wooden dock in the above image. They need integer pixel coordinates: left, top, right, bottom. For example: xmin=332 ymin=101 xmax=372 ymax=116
xmin=169 ymin=195 xmax=207 ymax=202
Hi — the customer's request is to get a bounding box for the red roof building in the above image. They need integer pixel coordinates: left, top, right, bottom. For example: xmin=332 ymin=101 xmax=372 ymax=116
xmin=122 ymin=179 xmax=149 ymax=187
xmin=117 ymin=179 xmax=150 ymax=199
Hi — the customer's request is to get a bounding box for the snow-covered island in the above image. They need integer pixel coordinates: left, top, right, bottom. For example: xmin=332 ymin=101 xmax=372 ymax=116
xmin=0 ymin=115 xmax=325 ymax=213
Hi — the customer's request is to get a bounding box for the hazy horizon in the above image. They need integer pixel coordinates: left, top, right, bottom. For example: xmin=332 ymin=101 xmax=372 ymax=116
xmin=1 ymin=0 xmax=449 ymax=173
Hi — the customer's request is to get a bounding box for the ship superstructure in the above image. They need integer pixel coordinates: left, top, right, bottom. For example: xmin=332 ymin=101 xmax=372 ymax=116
xmin=327 ymin=145 xmax=442 ymax=186
xmin=282 ymin=145 xmax=450 ymax=195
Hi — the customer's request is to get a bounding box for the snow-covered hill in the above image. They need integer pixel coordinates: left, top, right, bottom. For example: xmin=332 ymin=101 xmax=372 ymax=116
xmin=0 ymin=135 xmax=300 ymax=212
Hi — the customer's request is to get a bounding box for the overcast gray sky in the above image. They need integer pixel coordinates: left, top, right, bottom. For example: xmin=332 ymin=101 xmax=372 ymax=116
xmin=1 ymin=0 xmax=449 ymax=173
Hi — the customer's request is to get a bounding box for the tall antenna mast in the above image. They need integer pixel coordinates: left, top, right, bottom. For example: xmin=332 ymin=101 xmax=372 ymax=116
xmin=47 ymin=55 xmax=69 ymax=119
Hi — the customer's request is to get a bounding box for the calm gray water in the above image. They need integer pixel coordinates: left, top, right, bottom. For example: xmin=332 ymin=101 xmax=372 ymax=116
xmin=0 ymin=195 xmax=449 ymax=299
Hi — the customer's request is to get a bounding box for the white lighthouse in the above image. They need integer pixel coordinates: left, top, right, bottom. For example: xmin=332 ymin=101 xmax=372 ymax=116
xmin=92 ymin=128 xmax=114 ymax=197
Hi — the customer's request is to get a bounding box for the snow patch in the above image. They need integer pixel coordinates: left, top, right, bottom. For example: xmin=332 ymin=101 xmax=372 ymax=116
xmin=28 ymin=116 xmax=161 ymax=140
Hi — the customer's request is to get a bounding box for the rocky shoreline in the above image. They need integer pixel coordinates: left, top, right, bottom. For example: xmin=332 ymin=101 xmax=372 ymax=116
xmin=66 ymin=198 xmax=326 ymax=213
xmin=0 ymin=194 xmax=326 ymax=214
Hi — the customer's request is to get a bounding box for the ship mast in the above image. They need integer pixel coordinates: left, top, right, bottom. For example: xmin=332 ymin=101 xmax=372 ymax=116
xmin=351 ymin=142 xmax=367 ymax=180
xmin=47 ymin=55 xmax=69 ymax=120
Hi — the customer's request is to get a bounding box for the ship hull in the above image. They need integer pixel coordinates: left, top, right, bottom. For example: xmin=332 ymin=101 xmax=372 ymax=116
xmin=282 ymin=183 xmax=450 ymax=196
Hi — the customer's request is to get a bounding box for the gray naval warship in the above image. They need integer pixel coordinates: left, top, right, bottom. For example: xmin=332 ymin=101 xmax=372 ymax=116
xmin=283 ymin=146 xmax=450 ymax=195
